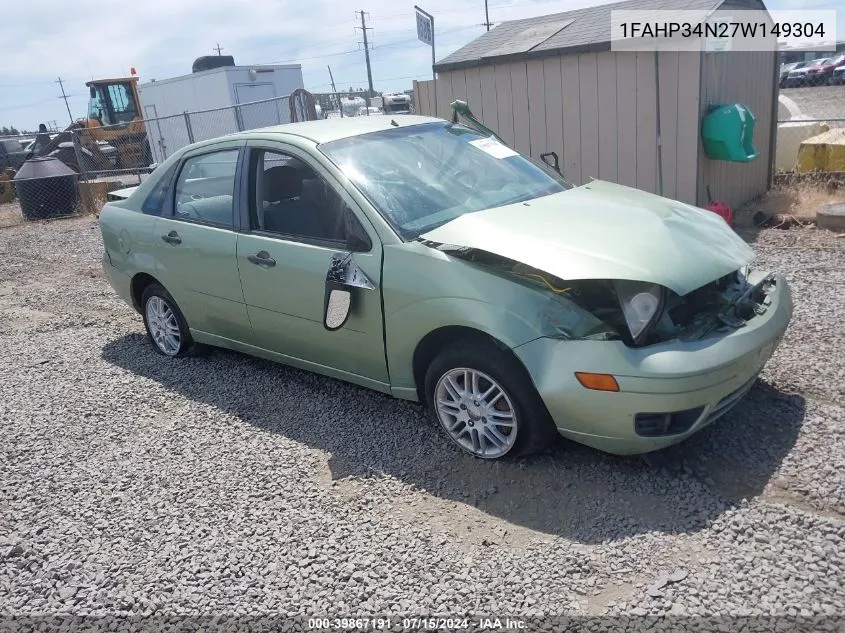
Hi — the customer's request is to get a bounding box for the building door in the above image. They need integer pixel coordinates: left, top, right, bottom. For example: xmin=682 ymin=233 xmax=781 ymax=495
xmin=234 ymin=83 xmax=279 ymax=131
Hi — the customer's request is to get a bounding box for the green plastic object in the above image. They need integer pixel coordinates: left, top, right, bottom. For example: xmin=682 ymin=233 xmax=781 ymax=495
xmin=701 ymin=104 xmax=759 ymax=162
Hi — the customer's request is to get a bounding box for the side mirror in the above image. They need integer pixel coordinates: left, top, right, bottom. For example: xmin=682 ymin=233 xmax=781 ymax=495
xmin=540 ymin=151 xmax=560 ymax=174
xmin=324 ymin=285 xmax=352 ymax=331
xmin=89 ymin=86 xmax=97 ymax=99
xmin=323 ymin=252 xmax=374 ymax=330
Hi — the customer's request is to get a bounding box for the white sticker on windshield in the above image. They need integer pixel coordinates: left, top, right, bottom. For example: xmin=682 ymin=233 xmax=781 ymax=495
xmin=469 ymin=137 xmax=518 ymax=159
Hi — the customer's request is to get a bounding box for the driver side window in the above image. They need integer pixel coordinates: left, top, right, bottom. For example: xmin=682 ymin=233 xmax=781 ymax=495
xmin=173 ymin=149 xmax=239 ymax=228
xmin=249 ymin=149 xmax=368 ymax=248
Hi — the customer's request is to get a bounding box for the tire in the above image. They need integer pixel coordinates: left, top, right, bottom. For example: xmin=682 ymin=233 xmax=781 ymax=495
xmin=424 ymin=339 xmax=558 ymax=459
xmin=140 ymin=283 xmax=202 ymax=357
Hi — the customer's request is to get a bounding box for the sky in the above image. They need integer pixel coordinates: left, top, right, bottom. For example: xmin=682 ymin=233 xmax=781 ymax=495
xmin=0 ymin=0 xmax=841 ymax=132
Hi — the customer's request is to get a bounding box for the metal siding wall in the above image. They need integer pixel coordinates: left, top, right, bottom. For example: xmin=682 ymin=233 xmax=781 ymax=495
xmin=436 ymin=73 xmax=454 ymax=120
xmin=561 ymin=56 xmax=582 ymax=184
xmin=697 ymin=50 xmax=775 ymax=209
xmin=656 ymin=52 xmax=679 ymax=200
xmin=675 ymin=52 xmax=701 ymax=204
xmin=526 ymin=59 xmax=546 ymax=160
xmin=495 ymin=64 xmax=516 ymax=148
xmin=635 ymin=51 xmax=658 ymax=193
xmin=579 ymin=53 xmax=600 ymax=182
xmin=616 ymin=53 xmax=638 ymax=188
xmin=596 ymin=52 xmax=618 ymax=183
xmin=480 ymin=66 xmax=499 ymax=131
xmin=465 ymin=68 xmax=483 ymax=120
xmin=430 ymin=47 xmax=737 ymax=206
xmin=450 ymin=70 xmax=468 ymax=111
xmin=542 ymin=56 xmax=564 ymax=166
xmin=511 ymin=63 xmax=531 ymax=157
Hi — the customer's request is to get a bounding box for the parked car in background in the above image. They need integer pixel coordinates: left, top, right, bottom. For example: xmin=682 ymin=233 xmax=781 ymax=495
xmin=0 ymin=138 xmax=29 ymax=170
xmin=804 ymin=57 xmax=833 ymax=86
xmin=831 ymin=65 xmax=845 ymax=85
xmin=779 ymin=61 xmax=806 ymax=87
xmin=814 ymin=54 xmax=845 ymax=85
xmin=98 ymin=116 xmax=792 ymax=459
xmin=784 ymin=58 xmax=828 ymax=87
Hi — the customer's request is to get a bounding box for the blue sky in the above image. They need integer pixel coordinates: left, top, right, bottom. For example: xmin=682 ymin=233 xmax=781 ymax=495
xmin=0 ymin=0 xmax=840 ymax=132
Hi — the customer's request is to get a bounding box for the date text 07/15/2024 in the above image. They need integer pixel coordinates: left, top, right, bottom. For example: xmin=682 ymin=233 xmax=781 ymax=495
xmin=307 ymin=617 xmax=526 ymax=630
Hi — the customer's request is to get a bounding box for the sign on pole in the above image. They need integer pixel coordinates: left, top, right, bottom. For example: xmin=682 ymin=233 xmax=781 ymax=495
xmin=416 ymin=10 xmax=433 ymax=46
xmin=414 ymin=5 xmax=436 ymax=115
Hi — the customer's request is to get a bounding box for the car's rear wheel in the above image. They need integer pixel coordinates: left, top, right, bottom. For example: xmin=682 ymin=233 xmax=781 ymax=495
xmin=424 ymin=340 xmax=558 ymax=459
xmin=141 ymin=283 xmax=197 ymax=357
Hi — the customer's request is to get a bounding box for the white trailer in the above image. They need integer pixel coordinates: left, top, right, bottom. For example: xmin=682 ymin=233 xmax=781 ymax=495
xmin=138 ymin=61 xmax=304 ymax=163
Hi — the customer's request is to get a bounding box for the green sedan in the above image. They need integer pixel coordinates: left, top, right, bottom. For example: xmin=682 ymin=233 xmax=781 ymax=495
xmin=99 ymin=115 xmax=792 ymax=459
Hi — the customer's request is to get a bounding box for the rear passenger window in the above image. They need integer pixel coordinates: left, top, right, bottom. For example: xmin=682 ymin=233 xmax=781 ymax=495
xmin=173 ymin=149 xmax=239 ymax=227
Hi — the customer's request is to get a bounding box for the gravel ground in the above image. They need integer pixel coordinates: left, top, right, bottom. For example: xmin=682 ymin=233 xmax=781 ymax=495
xmin=0 ymin=218 xmax=843 ymax=630
xmin=781 ymin=85 xmax=845 ymax=125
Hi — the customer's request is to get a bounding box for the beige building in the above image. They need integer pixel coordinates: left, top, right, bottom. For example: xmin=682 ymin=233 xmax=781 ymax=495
xmin=414 ymin=0 xmax=778 ymax=209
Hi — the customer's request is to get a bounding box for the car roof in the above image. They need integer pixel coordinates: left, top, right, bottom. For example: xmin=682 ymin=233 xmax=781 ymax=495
xmin=246 ymin=115 xmax=443 ymax=144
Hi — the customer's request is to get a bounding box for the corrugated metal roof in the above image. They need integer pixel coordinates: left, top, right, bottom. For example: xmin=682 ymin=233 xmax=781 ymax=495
xmin=435 ymin=0 xmax=742 ymax=71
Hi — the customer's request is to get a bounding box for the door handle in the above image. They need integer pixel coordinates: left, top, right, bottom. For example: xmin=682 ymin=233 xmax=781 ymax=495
xmin=247 ymin=251 xmax=276 ymax=267
xmin=161 ymin=231 xmax=182 ymax=245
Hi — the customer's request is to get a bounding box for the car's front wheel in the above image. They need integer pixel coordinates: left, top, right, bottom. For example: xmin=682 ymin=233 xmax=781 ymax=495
xmin=141 ymin=283 xmax=198 ymax=357
xmin=424 ymin=340 xmax=558 ymax=459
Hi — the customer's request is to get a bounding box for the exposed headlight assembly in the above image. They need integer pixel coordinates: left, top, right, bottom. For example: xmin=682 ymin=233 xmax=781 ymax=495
xmin=614 ymin=280 xmax=666 ymax=345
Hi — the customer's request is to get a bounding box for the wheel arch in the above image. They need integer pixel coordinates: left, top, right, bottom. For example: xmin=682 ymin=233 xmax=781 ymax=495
xmin=411 ymin=325 xmax=530 ymax=403
xmin=130 ymin=272 xmax=162 ymax=313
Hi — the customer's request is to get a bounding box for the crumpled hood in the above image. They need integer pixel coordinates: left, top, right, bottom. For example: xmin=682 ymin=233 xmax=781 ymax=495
xmin=420 ymin=180 xmax=753 ymax=296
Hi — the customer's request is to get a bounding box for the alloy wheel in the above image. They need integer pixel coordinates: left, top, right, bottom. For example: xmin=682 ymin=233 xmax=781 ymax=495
xmin=145 ymin=295 xmax=182 ymax=356
xmin=434 ymin=367 xmax=518 ymax=458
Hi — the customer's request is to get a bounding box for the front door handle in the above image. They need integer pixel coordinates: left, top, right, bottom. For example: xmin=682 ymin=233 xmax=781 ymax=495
xmin=161 ymin=230 xmax=182 ymax=245
xmin=247 ymin=251 xmax=276 ymax=267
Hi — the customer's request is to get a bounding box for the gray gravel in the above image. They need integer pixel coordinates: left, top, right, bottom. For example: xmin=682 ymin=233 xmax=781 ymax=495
xmin=0 ymin=218 xmax=843 ymax=628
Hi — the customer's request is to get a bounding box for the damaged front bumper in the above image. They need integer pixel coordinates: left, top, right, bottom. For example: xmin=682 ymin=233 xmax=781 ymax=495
xmin=513 ymin=273 xmax=793 ymax=455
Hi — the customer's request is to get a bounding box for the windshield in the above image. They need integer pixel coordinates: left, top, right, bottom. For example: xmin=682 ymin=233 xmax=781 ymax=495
xmin=319 ymin=122 xmax=572 ymax=238
xmin=88 ymin=82 xmax=138 ymax=127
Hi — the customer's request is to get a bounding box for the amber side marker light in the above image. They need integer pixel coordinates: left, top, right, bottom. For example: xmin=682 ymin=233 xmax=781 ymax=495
xmin=575 ymin=372 xmax=620 ymax=392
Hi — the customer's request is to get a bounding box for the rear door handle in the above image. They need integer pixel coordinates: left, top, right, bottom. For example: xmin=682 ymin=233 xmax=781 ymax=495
xmin=161 ymin=230 xmax=182 ymax=245
xmin=247 ymin=251 xmax=276 ymax=267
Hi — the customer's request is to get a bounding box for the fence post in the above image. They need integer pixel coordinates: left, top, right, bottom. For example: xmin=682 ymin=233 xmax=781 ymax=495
xmin=71 ymin=130 xmax=89 ymax=183
xmin=235 ymin=105 xmax=244 ymax=131
xmin=184 ymin=111 xmax=195 ymax=144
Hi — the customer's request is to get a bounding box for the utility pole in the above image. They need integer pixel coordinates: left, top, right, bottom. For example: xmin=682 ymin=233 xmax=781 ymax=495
xmin=55 ymin=77 xmax=73 ymax=124
xmin=484 ymin=0 xmax=492 ymax=31
xmin=327 ymin=65 xmax=342 ymax=117
xmin=356 ymin=10 xmax=375 ymax=104
xmin=214 ymin=43 xmax=224 ymax=55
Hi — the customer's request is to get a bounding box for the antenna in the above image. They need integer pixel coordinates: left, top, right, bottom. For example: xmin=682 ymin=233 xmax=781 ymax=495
xmin=213 ymin=43 xmax=224 ymax=56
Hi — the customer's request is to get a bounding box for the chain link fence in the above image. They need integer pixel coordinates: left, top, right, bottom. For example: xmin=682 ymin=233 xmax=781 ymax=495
xmin=0 ymin=89 xmax=412 ymax=224
xmin=775 ymin=52 xmax=845 ymax=174
xmin=0 ymin=94 xmax=307 ymax=223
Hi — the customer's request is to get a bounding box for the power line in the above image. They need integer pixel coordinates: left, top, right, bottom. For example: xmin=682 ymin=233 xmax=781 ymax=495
xmin=0 ymin=97 xmax=62 ymax=113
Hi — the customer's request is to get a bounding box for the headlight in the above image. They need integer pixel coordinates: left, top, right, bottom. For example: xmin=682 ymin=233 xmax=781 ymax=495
xmin=538 ymin=295 xmax=619 ymax=341
xmin=614 ymin=280 xmax=665 ymax=344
